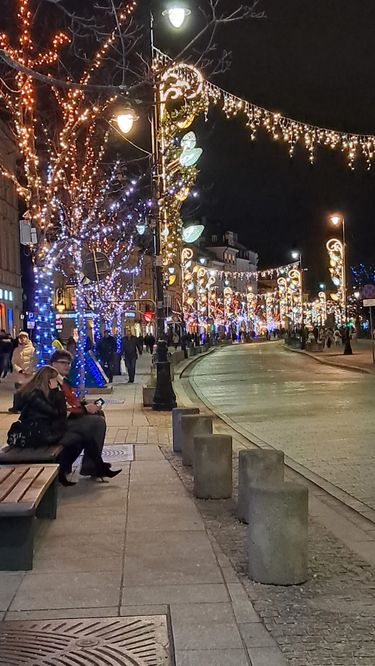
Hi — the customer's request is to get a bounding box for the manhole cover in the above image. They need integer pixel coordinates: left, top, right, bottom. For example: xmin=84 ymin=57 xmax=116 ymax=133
xmin=0 ymin=616 xmax=171 ymax=665
xmin=103 ymin=445 xmax=134 ymax=462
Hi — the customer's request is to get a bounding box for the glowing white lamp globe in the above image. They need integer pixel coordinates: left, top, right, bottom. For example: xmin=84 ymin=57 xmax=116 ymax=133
xmin=136 ymin=223 xmax=146 ymax=235
xmin=116 ymin=108 xmax=138 ymax=135
xmin=162 ymin=6 xmax=191 ymax=28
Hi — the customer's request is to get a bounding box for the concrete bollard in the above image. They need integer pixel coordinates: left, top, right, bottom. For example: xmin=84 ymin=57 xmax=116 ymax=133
xmin=238 ymin=449 xmax=284 ymax=523
xmin=247 ymin=482 xmax=308 ymax=585
xmin=181 ymin=415 xmax=213 ymax=466
xmin=193 ymin=434 xmax=232 ymax=499
xmin=172 ymin=408 xmax=200 ymax=453
xmin=143 ymin=386 xmax=155 ymax=407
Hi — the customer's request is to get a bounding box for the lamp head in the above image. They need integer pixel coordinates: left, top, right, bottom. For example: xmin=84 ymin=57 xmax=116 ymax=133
xmin=330 ymin=213 xmax=342 ymax=226
xmin=116 ymin=107 xmax=138 ymax=135
xmin=291 ymin=250 xmax=300 ymax=261
xmin=162 ymin=4 xmax=191 ymax=28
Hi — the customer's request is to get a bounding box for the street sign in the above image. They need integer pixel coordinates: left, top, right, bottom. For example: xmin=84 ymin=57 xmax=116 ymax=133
xmin=363 ymin=299 xmax=375 ymax=307
xmin=361 ymin=284 xmax=375 ymax=299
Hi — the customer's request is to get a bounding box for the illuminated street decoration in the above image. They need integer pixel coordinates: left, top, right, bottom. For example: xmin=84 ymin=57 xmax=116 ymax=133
xmin=156 ymin=59 xmax=207 ymax=273
xmin=156 ymin=48 xmax=375 ymax=170
xmin=326 ymin=238 xmax=345 ymax=324
xmin=179 ymin=132 xmax=203 ymax=167
xmin=318 ymin=291 xmax=327 ymax=326
xmin=182 ymin=224 xmax=205 ymax=244
xmin=287 ymin=268 xmax=303 ymax=326
xmin=277 ymin=277 xmax=288 ymax=328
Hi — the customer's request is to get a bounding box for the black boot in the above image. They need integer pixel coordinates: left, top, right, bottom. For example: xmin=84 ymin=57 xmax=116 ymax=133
xmin=97 ymin=462 xmax=122 ymax=479
xmin=58 ymin=471 xmax=76 ymax=487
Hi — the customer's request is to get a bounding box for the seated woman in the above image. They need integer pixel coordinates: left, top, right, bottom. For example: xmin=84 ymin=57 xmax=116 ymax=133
xmin=8 ymin=366 xmax=121 ymax=486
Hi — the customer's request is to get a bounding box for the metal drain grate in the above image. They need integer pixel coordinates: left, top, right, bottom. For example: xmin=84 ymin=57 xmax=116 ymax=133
xmin=102 ymin=444 xmax=134 ymax=462
xmin=0 ymin=616 xmax=171 ymax=665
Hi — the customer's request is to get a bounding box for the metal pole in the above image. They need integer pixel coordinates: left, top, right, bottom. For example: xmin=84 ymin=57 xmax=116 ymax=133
xmin=370 ymin=307 xmax=375 ymax=364
xmin=150 ymin=13 xmax=165 ymax=342
xmin=342 ymin=217 xmax=347 ymax=324
xmin=150 ymin=10 xmax=177 ymax=411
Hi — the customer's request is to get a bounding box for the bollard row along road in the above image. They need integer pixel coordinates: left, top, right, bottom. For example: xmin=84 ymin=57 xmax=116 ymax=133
xmin=187 ymin=341 xmax=375 ymax=513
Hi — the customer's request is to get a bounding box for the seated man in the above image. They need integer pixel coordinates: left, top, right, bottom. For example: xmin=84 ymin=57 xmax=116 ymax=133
xmin=50 ymin=349 xmax=107 ymax=477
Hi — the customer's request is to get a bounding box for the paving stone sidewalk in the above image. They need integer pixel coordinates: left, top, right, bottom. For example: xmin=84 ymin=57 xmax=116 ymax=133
xmin=163 ymin=448 xmax=375 ymax=666
xmin=0 ymin=353 xmax=287 ymax=666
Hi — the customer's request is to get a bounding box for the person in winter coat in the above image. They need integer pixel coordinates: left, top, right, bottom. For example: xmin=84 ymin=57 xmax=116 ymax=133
xmin=10 ymin=365 xmax=121 ymax=486
xmin=11 ymin=332 xmax=35 ymax=387
xmin=97 ymin=330 xmax=116 ymax=382
xmin=121 ymin=328 xmax=140 ymax=383
xmin=0 ymin=329 xmax=13 ymax=379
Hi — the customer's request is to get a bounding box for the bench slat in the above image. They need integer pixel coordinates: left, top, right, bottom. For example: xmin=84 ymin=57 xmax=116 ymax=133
xmin=0 ymin=467 xmax=14 ymax=485
xmin=3 ymin=466 xmax=44 ymax=503
xmin=0 ymin=467 xmax=29 ymax=502
xmin=0 ymin=445 xmax=63 ymax=464
xmin=19 ymin=466 xmax=59 ymax=508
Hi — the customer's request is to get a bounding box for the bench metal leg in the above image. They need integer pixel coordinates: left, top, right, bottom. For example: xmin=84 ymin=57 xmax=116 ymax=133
xmin=0 ymin=516 xmax=34 ymax=570
xmin=36 ymin=478 xmax=58 ymax=520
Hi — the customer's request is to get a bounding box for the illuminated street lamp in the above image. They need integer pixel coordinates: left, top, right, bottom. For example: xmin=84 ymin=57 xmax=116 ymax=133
xmin=116 ymin=107 xmax=139 ymax=135
xmin=329 ymin=212 xmax=347 ymax=322
xmin=162 ymin=5 xmax=191 ymax=29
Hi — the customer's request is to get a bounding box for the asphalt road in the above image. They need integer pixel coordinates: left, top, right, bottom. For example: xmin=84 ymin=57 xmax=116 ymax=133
xmin=189 ymin=342 xmax=375 ymax=510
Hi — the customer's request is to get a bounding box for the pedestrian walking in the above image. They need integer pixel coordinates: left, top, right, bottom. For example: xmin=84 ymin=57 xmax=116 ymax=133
xmin=137 ymin=334 xmax=144 ymax=355
xmin=0 ymin=329 xmax=13 ymax=379
xmin=97 ymin=329 xmax=116 ymax=382
xmin=172 ymin=331 xmax=179 ymax=350
xmin=11 ymin=331 xmax=35 ymax=386
xmin=8 ymin=331 xmax=35 ymax=413
xmin=334 ymin=329 xmax=341 ymax=347
xmin=146 ymin=333 xmax=155 ymax=354
xmin=121 ymin=328 xmax=139 ymax=383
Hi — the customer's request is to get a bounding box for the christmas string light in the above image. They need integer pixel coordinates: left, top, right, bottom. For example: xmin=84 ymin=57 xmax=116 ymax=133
xmin=155 ymin=48 xmax=375 ymax=170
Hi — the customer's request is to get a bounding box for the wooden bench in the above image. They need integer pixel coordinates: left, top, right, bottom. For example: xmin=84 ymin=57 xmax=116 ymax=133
xmin=0 ymin=445 xmax=63 ymax=465
xmin=0 ymin=464 xmax=59 ymax=571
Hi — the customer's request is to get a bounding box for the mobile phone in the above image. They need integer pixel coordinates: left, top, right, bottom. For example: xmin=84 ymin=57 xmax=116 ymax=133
xmin=95 ymin=398 xmax=105 ymax=406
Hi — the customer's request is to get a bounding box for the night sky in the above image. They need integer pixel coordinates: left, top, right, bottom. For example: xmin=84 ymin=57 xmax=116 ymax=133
xmin=191 ymin=0 xmax=375 ymax=288
xmin=6 ymin=0 xmax=375 ymax=291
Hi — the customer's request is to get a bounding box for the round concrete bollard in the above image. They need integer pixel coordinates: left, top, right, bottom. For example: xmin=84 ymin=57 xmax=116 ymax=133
xmin=193 ymin=434 xmax=232 ymax=499
xmin=180 ymin=415 xmax=213 ymax=466
xmin=172 ymin=408 xmax=199 ymax=453
xmin=247 ymin=482 xmax=308 ymax=585
xmin=238 ymin=449 xmax=284 ymax=523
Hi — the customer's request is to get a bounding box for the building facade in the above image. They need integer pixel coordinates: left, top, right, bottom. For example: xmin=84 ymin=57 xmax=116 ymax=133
xmin=0 ymin=121 xmax=22 ymax=334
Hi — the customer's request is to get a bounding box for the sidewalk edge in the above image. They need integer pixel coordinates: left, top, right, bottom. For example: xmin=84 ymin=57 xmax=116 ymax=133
xmin=284 ymin=345 xmax=373 ymax=375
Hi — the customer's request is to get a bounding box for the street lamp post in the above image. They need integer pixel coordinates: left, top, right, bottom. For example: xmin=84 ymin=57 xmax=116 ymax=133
xmin=291 ymin=250 xmax=305 ymax=347
xmin=115 ymin=5 xmax=191 ymax=410
xmin=329 ymin=213 xmax=347 ymax=323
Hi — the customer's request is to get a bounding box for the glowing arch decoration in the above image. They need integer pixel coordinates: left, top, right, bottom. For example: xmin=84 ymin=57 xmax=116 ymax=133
xmin=326 ymin=238 xmax=345 ymax=323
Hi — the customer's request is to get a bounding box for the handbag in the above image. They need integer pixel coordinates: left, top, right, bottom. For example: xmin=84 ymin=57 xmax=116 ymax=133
xmin=7 ymin=420 xmax=44 ymax=449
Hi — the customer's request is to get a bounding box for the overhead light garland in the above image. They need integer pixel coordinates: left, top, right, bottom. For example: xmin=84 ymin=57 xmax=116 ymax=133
xmin=155 ymin=48 xmax=375 ymax=170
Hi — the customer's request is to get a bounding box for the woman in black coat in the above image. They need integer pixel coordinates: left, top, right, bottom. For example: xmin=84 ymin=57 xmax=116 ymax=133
xmin=8 ymin=366 xmax=121 ymax=486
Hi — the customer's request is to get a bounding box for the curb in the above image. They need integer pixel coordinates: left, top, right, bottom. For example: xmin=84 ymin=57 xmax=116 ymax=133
xmin=284 ymin=345 xmax=374 ymax=375
xmin=176 ymin=347 xmax=217 ymax=379
xmin=183 ymin=350 xmax=375 ymax=526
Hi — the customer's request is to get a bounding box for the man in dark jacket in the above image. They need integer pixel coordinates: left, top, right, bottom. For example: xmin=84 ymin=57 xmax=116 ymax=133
xmin=121 ymin=328 xmax=140 ymax=383
xmin=97 ymin=330 xmax=116 ymax=382
xmin=0 ymin=330 xmax=13 ymax=379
